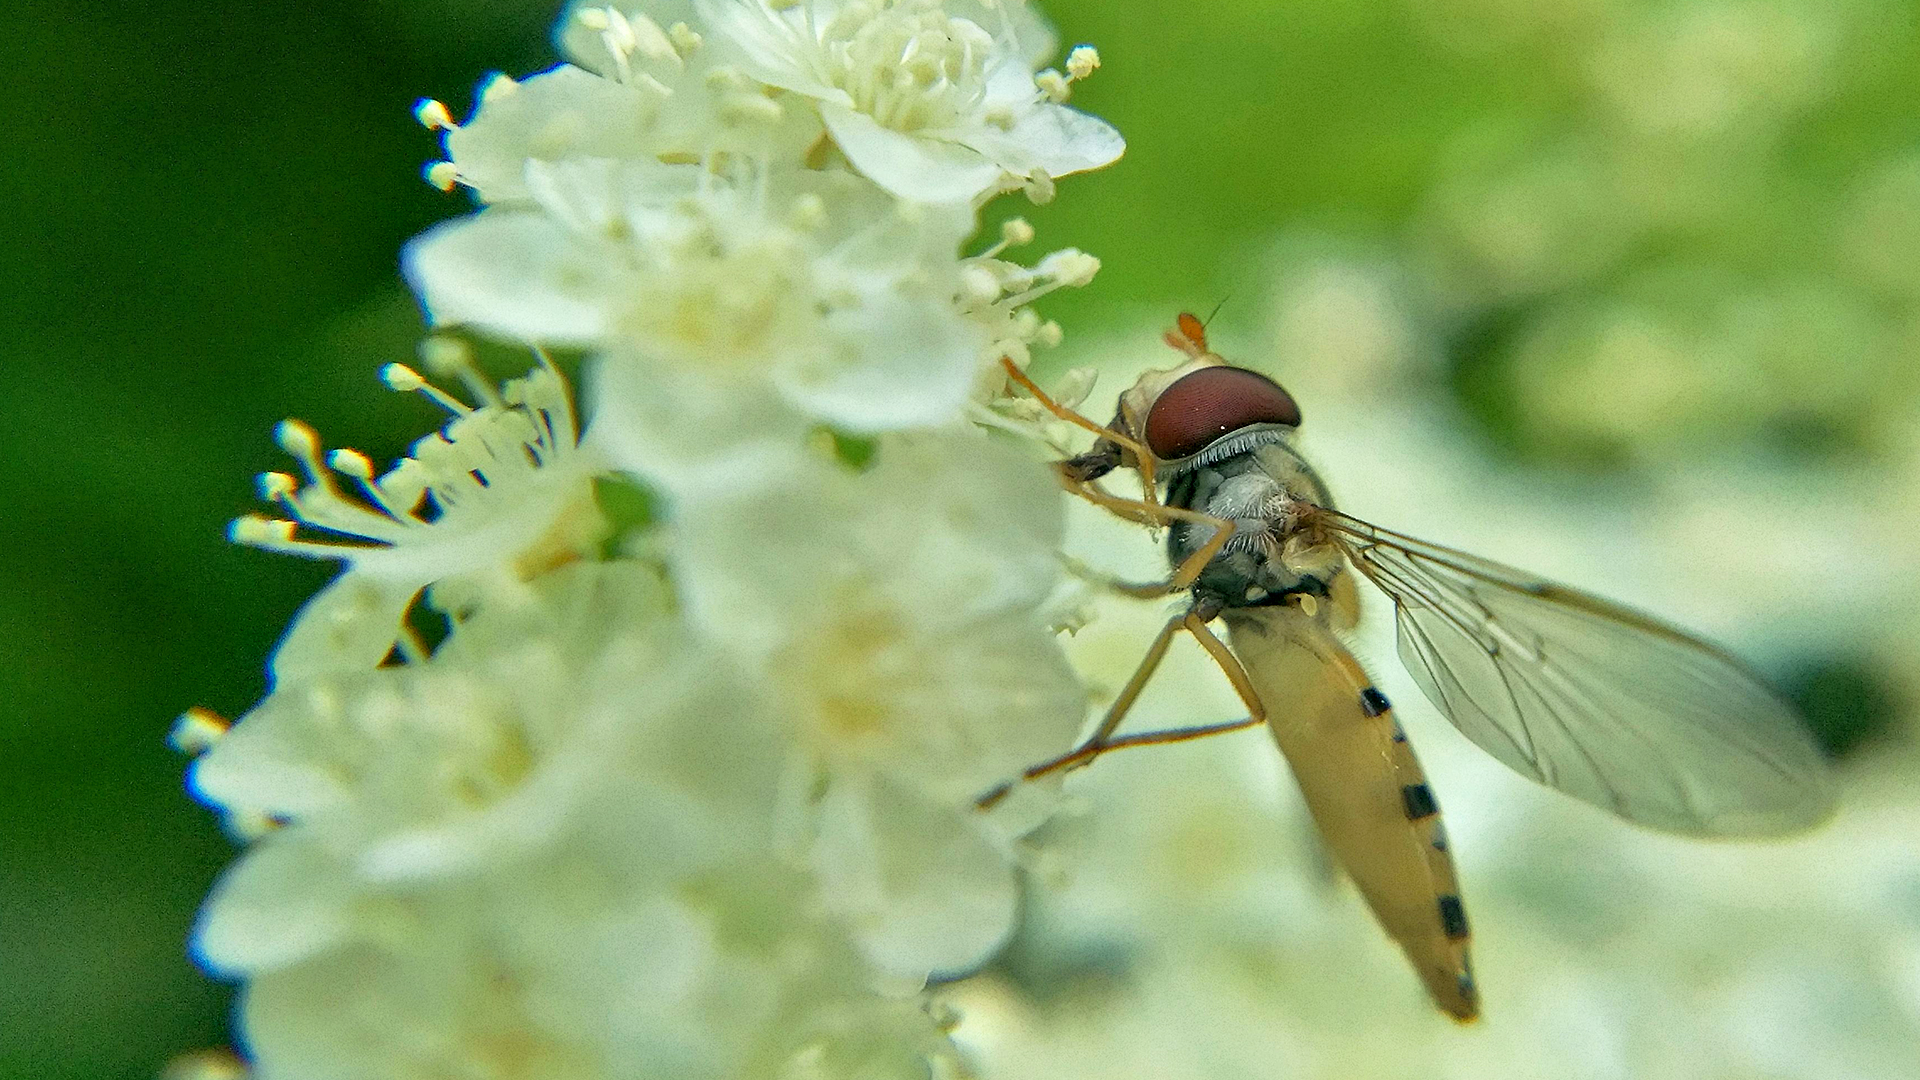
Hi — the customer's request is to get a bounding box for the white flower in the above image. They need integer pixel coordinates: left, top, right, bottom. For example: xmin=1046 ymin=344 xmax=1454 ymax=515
xmin=427 ymin=64 xmax=668 ymax=205
xmin=230 ymin=351 xmax=603 ymax=681
xmin=670 ymin=433 xmax=1085 ymax=977
xmin=192 ymin=564 xmax=958 ymax=1080
xmin=190 ymin=564 xmax=707 ymax=908
xmin=423 ymin=6 xmax=825 ymax=205
xmin=233 ymin=873 xmax=956 ymax=1080
xmin=696 ymin=0 xmax=1123 ymax=202
xmin=407 ymin=157 xmax=991 ymax=447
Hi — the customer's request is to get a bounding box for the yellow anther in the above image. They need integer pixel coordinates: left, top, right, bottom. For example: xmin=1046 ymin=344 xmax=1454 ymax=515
xmin=721 ymin=94 xmax=784 ymax=126
xmin=230 ymin=515 xmax=296 ymax=546
xmin=602 ymin=9 xmax=638 ymax=55
xmin=385 ymin=359 xmax=472 ymax=414
xmin=576 ymin=7 xmax=611 ymax=32
xmin=168 ymin=708 xmax=231 ymax=756
xmin=1051 ymin=364 xmax=1094 ymax=406
xmin=1001 ymin=218 xmax=1035 ymax=247
xmin=381 ymin=362 xmax=426 ymax=391
xmin=961 ymin=265 xmax=1003 ymax=306
xmin=626 ymin=12 xmax=680 ymax=63
xmin=275 ymin=419 xmax=321 ymax=459
xmin=161 ymin=1047 xmax=248 ymax=1080
xmin=1024 ymin=170 xmax=1056 ymax=204
xmin=1038 ymin=320 xmax=1066 ymax=348
xmin=425 ymin=161 xmax=460 ymax=192
xmin=419 ymin=335 xmax=474 ymax=375
xmin=706 ymin=66 xmax=752 ymax=93
xmin=328 ymin=449 xmax=377 ymax=479
xmin=1066 ymin=45 xmax=1101 ymax=80
xmin=413 ymin=98 xmax=456 ymax=131
xmin=256 ymin=472 xmax=298 ymax=500
xmin=1044 ymin=249 xmax=1100 ymax=287
xmin=668 ymin=22 xmax=703 ymax=53
xmin=1035 ymin=69 xmax=1070 ymax=104
xmin=788 ymin=193 xmax=827 ymax=231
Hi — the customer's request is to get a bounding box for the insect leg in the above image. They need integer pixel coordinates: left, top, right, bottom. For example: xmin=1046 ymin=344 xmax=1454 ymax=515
xmin=1007 ymin=611 xmax=1272 ymax=777
xmin=973 ymin=609 xmax=1269 ymax=810
xmin=997 ymin=356 xmax=1237 ymax=589
xmin=999 ymin=356 xmax=1160 ymax=501
xmin=974 ymin=609 xmax=1186 ymax=809
xmin=1062 ymin=478 xmax=1236 ymax=595
xmin=1181 ymin=611 xmax=1267 ymax=723
xmin=974 ymin=716 xmax=1266 ymax=808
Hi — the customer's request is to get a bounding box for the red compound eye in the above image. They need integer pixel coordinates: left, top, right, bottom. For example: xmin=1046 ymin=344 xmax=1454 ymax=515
xmin=1143 ymin=366 xmax=1301 ymax=460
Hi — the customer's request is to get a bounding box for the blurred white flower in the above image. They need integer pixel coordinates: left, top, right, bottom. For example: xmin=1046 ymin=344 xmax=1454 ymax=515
xmin=695 ymin=0 xmax=1123 ymax=202
xmin=670 ymin=433 xmax=1085 ymax=977
xmin=194 ymin=562 xmax=959 ymax=1080
xmin=423 ymin=4 xmax=825 ymax=205
xmin=195 ymin=0 xmax=1130 ymax=1072
xmin=229 ymin=351 xmax=603 ymax=681
xmin=408 ymin=159 xmax=988 ymax=434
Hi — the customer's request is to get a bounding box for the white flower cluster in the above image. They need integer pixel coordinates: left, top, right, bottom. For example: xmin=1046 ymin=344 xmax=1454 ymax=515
xmin=185 ymin=2 xmax=1121 ymax=1075
xmin=407 ymin=0 xmax=1111 ymax=484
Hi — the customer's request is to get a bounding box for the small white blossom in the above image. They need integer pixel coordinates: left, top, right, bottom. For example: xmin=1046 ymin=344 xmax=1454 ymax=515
xmin=426 ymin=66 xmax=667 ymax=205
xmin=407 ymin=160 xmax=989 ymax=445
xmin=671 ymin=433 xmax=1085 ymax=976
xmin=695 ymin=0 xmax=1124 ymax=202
xmin=230 ymin=353 xmax=603 ymax=681
xmin=194 ymin=563 xmax=958 ymax=1080
xmin=190 ymin=565 xmax=704 ymax=912
xmin=425 ymin=7 xmax=826 ymax=206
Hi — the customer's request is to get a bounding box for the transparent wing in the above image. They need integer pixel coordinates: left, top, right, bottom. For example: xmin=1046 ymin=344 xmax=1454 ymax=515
xmin=1316 ymin=510 xmax=1834 ymax=836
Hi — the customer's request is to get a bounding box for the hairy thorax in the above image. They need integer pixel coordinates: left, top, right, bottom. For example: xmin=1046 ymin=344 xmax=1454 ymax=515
xmin=1163 ymin=438 xmax=1347 ymax=611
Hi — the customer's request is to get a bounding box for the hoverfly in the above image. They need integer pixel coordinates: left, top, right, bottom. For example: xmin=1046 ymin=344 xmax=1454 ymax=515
xmin=985 ymin=313 xmax=1834 ymax=1022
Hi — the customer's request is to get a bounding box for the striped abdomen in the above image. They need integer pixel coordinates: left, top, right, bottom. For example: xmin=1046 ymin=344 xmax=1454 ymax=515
xmin=1223 ymin=603 xmax=1478 ymax=1021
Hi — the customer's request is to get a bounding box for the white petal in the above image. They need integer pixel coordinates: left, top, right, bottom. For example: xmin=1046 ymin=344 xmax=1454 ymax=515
xmin=191 ymin=695 xmax=356 ymax=822
xmin=812 ymin=774 xmax=1018 ymax=978
xmin=585 ymin=352 xmax=813 ymax=497
xmin=193 ymin=833 xmax=355 ymax=975
xmin=403 ymin=210 xmax=618 ymax=343
xmin=667 ymin=444 xmax=836 ymax=662
xmin=866 ymin=612 xmax=1086 ymax=801
xmin=964 ymin=100 xmax=1126 ymax=180
xmin=444 ymin=65 xmax=659 ymax=204
xmin=821 ymin=103 xmax=1006 ymax=203
xmin=773 ymin=289 xmax=985 ymax=431
xmin=862 ymin=434 xmax=1065 ymax=617
xmin=523 ymin=156 xmax=700 ymax=238
xmin=694 ymin=0 xmax=853 ymax=105
xmin=670 ymin=432 xmax=1070 ymax=658
xmin=268 ymin=574 xmax=420 ymax=684
xmin=957 ymin=0 xmax=1060 ymax=67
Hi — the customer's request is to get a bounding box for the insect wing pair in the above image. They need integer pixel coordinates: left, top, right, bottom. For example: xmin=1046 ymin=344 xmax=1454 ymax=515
xmin=996 ymin=314 xmax=1834 ymax=1021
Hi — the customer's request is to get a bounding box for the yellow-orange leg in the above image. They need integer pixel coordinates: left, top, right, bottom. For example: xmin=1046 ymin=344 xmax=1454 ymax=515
xmin=999 ymin=356 xmax=1160 ymax=505
xmin=975 ymin=610 xmax=1271 ymax=809
xmin=995 ymin=357 xmax=1238 ymax=596
xmin=1061 ymin=478 xmax=1235 ymax=596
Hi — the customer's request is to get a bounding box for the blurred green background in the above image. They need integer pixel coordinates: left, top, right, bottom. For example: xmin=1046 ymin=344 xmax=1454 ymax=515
xmin=4 ymin=0 xmax=1917 ymax=1077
